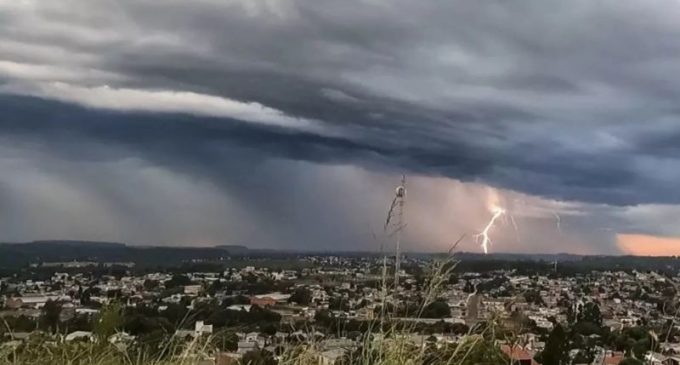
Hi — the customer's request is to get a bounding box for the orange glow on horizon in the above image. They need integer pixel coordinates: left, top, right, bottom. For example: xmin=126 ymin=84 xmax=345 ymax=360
xmin=617 ymin=233 xmax=680 ymax=256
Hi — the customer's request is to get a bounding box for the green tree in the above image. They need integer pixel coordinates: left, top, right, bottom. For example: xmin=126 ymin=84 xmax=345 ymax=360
xmin=41 ymin=300 xmax=62 ymax=332
xmin=143 ymin=279 xmax=159 ymax=291
xmin=137 ymin=329 xmax=171 ymax=358
xmin=574 ymin=320 xmax=602 ymax=336
xmin=161 ymin=303 xmax=189 ymax=325
xmin=421 ymin=299 xmax=451 ymax=318
xmin=288 ymin=288 xmax=312 ymax=305
xmin=213 ymin=331 xmax=238 ymax=352
xmin=314 ymin=309 xmax=333 ymax=326
xmin=165 ymin=275 xmax=191 ymax=289
xmin=536 ymin=324 xmax=569 ymax=365
xmin=523 ymin=290 xmax=545 ymax=306
xmin=207 ymin=280 xmax=225 ymax=296
xmin=566 ymin=304 xmax=576 ymax=324
xmin=94 ymin=302 xmax=124 ymax=342
xmin=260 ymin=323 xmax=278 ymax=337
xmin=4 ymin=315 xmax=35 ymax=332
xmin=579 ymin=302 xmax=603 ymax=326
xmin=572 ymin=349 xmax=594 ymax=364
xmin=241 ymin=349 xmax=276 ymax=365
xmin=632 ymin=338 xmax=650 ymax=359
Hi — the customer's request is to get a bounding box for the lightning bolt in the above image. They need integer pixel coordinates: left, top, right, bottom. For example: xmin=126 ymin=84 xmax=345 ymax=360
xmin=475 ymin=206 xmax=505 ymax=254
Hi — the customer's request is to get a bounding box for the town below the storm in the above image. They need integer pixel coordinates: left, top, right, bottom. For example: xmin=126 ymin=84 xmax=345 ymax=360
xmin=1 ymin=241 xmax=680 ymax=365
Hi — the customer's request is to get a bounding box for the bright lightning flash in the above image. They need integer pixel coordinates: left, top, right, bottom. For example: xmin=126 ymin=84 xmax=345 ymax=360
xmin=475 ymin=206 xmax=505 ymax=254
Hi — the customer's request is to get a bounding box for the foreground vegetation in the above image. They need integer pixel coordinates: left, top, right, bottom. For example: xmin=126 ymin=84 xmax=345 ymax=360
xmin=0 ymin=326 xmax=513 ymax=365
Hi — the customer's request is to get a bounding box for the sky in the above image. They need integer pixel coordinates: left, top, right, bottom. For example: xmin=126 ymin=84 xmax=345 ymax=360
xmin=2 ymin=0 xmax=680 ymax=255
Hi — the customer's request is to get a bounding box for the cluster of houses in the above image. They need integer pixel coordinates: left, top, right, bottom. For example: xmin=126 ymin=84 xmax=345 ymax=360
xmin=2 ymin=258 xmax=680 ymax=364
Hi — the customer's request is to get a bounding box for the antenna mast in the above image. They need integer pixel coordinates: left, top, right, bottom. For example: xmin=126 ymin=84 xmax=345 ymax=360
xmin=384 ymin=175 xmax=407 ymax=290
xmin=394 ymin=175 xmax=406 ymax=289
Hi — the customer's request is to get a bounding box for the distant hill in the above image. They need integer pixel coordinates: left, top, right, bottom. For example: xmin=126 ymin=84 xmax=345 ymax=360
xmin=0 ymin=240 xmax=130 ymax=268
xmin=214 ymin=245 xmax=250 ymax=254
xmin=0 ymin=240 xmax=251 ymax=268
xmin=2 ymin=240 xmax=680 ymax=272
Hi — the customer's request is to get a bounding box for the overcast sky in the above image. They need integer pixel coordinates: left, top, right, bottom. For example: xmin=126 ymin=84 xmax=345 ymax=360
xmin=2 ymin=0 xmax=680 ymax=254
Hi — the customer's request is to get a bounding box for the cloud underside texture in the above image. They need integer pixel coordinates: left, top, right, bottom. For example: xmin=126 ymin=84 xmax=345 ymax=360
xmin=2 ymin=0 xmax=680 ymax=251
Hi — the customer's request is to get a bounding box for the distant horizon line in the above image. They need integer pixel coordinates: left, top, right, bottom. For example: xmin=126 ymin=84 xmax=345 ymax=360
xmin=1 ymin=238 xmax=675 ymax=258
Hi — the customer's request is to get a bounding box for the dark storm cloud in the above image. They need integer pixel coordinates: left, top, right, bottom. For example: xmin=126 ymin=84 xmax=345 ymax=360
xmin=3 ymin=0 xmax=680 ymax=249
xmin=0 ymin=94 xmax=671 ymax=207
